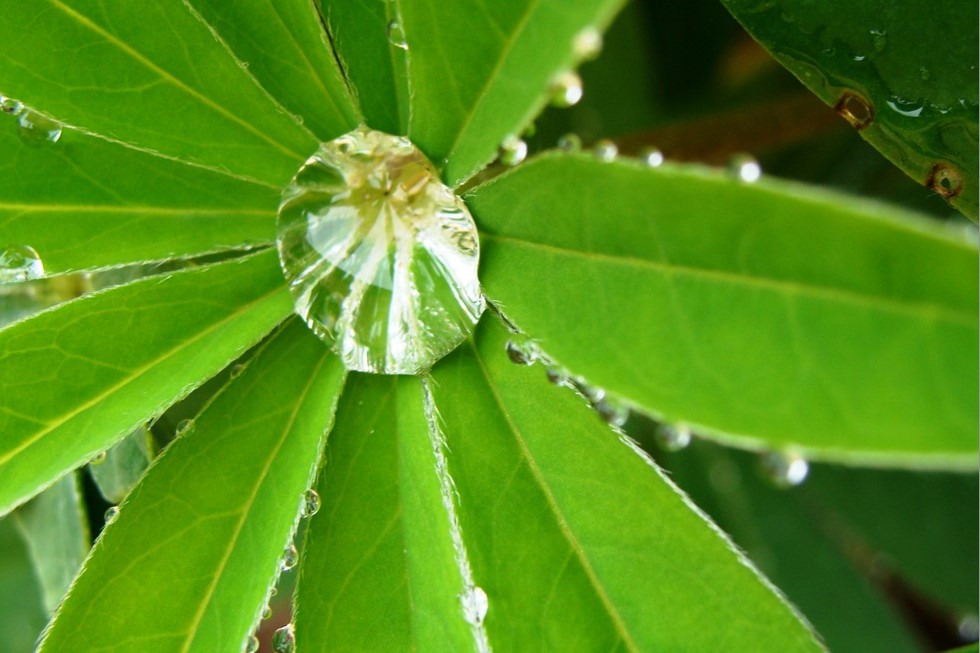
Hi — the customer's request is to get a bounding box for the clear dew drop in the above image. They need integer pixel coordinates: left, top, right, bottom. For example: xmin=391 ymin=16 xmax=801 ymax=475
xmin=272 ymin=624 xmax=295 ymax=653
xmin=728 ymin=154 xmax=761 ymax=183
xmin=0 ymin=96 xmax=24 ymax=116
xmin=229 ymin=363 xmax=247 ymax=379
xmin=592 ymin=139 xmax=618 ymax=162
xmin=499 ymin=134 xmax=528 ymax=166
xmin=301 ymin=489 xmax=321 ymax=518
xmin=505 ymin=339 xmax=536 ymax=366
xmin=557 ymin=133 xmax=582 ymax=152
xmin=280 ymin=542 xmax=299 ymax=571
xmin=461 ymin=586 xmax=489 ymax=626
xmin=640 ymin=147 xmax=664 ymax=168
xmin=760 ymin=450 xmax=809 ymax=488
xmin=276 ymin=127 xmax=484 ymax=375
xmin=386 ymin=20 xmax=409 ymax=50
xmin=595 ymin=397 xmax=629 ymax=428
xmin=545 ymin=366 xmax=570 ymax=387
xmin=0 ymin=245 xmax=44 ymax=283
xmin=17 ymin=110 xmax=62 ymax=144
xmin=104 ymin=506 xmax=120 ymax=524
xmin=550 ymin=71 xmax=583 ymax=108
xmin=261 ymin=605 xmax=272 ymax=620
xmin=89 ymin=450 xmax=108 ymax=466
xmin=654 ymin=423 xmax=692 ymax=452
xmin=245 ymin=635 xmax=260 ymax=653
xmin=175 ymin=419 xmax=195 ymax=438
xmin=573 ymin=26 xmax=603 ymax=60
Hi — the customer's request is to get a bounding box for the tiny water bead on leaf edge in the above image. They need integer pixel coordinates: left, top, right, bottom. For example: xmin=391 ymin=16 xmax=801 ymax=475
xmin=277 ymin=127 xmax=485 ymax=375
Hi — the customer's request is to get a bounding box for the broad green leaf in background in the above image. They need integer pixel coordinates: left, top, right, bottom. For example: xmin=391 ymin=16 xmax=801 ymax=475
xmin=88 ymin=426 xmax=154 ymax=504
xmin=183 ymin=0 xmax=361 ymax=140
xmin=467 ymin=153 xmax=979 ymax=468
xmin=719 ymin=0 xmax=980 ymax=218
xmin=0 ymin=250 xmax=291 ymax=517
xmin=426 ymin=318 xmax=824 ymax=651
xmin=0 ymin=116 xmax=278 ymax=276
xmin=12 ymin=474 xmax=89 ymax=614
xmin=318 ymin=0 xmax=409 ymax=135
xmin=400 ymin=0 xmax=627 ymax=185
xmin=0 ymin=0 xmax=316 ymax=186
xmin=0 ymin=519 xmax=46 ymax=653
xmin=38 ymin=320 xmax=346 ymax=653
xmin=296 ymin=374 xmax=483 ymax=653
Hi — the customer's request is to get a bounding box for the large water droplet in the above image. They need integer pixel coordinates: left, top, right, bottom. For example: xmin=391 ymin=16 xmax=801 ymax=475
xmin=760 ymin=450 xmax=809 ymax=488
xmin=301 ymin=489 xmax=321 ymax=518
xmin=573 ymin=26 xmax=603 ymax=60
xmin=386 ymin=20 xmax=409 ymax=50
xmin=550 ymin=71 xmax=583 ymax=108
xmin=499 ymin=135 xmax=528 ymax=166
xmin=0 ymin=245 xmax=44 ymax=283
xmin=654 ymin=423 xmax=692 ymax=452
xmin=276 ymin=127 xmax=484 ymax=375
xmin=272 ymin=624 xmax=295 ymax=653
xmin=17 ymin=110 xmax=61 ymax=143
xmin=462 ymin=586 xmax=489 ymax=626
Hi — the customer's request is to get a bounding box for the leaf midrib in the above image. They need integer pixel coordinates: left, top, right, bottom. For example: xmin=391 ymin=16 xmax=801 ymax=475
xmin=482 ymin=232 xmax=976 ymax=325
xmin=468 ymin=340 xmax=642 ymax=653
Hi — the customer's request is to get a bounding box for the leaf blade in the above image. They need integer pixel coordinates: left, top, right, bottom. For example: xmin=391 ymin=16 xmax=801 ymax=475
xmin=38 ymin=320 xmax=346 ymax=653
xmin=467 ymin=154 xmax=979 ymax=467
xmin=0 ymin=249 xmax=292 ymax=517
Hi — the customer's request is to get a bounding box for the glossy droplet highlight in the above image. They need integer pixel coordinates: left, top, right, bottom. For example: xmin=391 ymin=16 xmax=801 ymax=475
xmin=593 ymin=140 xmax=618 ymax=162
xmin=499 ymin=135 xmax=528 ymax=166
xmin=835 ymin=91 xmax=874 ymax=130
xmin=760 ymin=450 xmax=809 ymax=488
xmin=550 ymin=71 xmax=583 ymax=108
xmin=928 ymin=163 xmax=963 ymax=199
xmin=557 ymin=133 xmax=582 ymax=152
xmin=462 ymin=586 xmax=489 ymax=626
xmin=301 ymin=489 xmax=321 ymax=518
xmin=595 ymin=397 xmax=629 ymax=428
xmin=17 ymin=110 xmax=61 ymax=143
xmin=386 ymin=20 xmax=408 ymax=50
xmin=0 ymin=96 xmax=24 ymax=116
xmin=281 ymin=542 xmax=298 ymax=571
xmin=89 ymin=450 xmax=108 ymax=465
xmin=175 ymin=419 xmax=195 ymax=438
xmin=262 ymin=604 xmax=272 ymax=620
xmin=729 ymin=154 xmax=761 ymax=182
xmin=245 ymin=635 xmax=260 ymax=653
xmin=640 ymin=147 xmax=664 ymax=168
xmin=276 ymin=127 xmax=484 ymax=375
xmin=0 ymin=245 xmax=44 ymax=283
xmin=654 ymin=423 xmax=691 ymax=452
xmin=505 ymin=340 xmax=536 ymax=366
xmin=573 ymin=26 xmax=603 ymax=60
xmin=104 ymin=506 xmax=120 ymax=524
xmin=272 ymin=624 xmax=295 ymax=653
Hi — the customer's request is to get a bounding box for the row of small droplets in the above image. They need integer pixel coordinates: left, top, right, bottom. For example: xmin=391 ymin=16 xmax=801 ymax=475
xmin=503 ymin=337 xmax=809 ymax=489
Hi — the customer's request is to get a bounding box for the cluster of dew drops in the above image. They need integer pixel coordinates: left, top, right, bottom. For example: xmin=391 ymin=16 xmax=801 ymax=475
xmin=504 ymin=337 xmax=810 ymax=489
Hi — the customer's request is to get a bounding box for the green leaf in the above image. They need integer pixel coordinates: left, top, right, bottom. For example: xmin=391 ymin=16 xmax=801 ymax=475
xmin=0 ymin=117 xmax=278 ymax=275
xmin=0 ymin=249 xmax=291 ymax=517
xmin=424 ymin=317 xmax=823 ymax=651
xmin=38 ymin=320 xmax=346 ymax=653
xmin=0 ymin=0 xmax=317 ymax=186
xmin=183 ymin=0 xmax=361 ymax=140
xmin=318 ymin=0 xmax=408 ymax=135
xmin=401 ymin=0 xmax=627 ymax=185
xmin=295 ymin=374 xmax=483 ymax=652
xmin=718 ymin=0 xmax=979 ymax=219
xmin=88 ymin=426 xmax=154 ymax=504
xmin=12 ymin=474 xmax=89 ymax=614
xmin=0 ymin=518 xmax=46 ymax=653
xmin=467 ymin=153 xmax=978 ymax=468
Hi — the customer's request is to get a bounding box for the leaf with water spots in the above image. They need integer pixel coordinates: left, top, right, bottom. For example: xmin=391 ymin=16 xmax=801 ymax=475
xmin=0 ymin=250 xmax=292 ymax=517
xmin=467 ymin=153 xmax=978 ymax=468
xmin=38 ymin=320 xmax=346 ymax=653
xmin=719 ymin=0 xmax=980 ymax=219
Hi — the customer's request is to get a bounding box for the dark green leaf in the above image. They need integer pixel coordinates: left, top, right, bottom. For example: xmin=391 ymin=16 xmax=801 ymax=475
xmin=296 ymin=374 xmax=482 ymax=652
xmin=39 ymin=320 xmax=346 ymax=653
xmin=0 ymin=518 xmax=46 ymax=653
xmin=88 ymin=426 xmax=154 ymax=504
xmin=183 ymin=0 xmax=361 ymax=140
xmin=318 ymin=0 xmax=408 ymax=135
xmin=401 ymin=0 xmax=627 ymax=185
xmin=467 ymin=153 xmax=978 ymax=467
xmin=0 ymin=249 xmax=291 ymax=517
xmin=425 ymin=317 xmax=824 ymax=651
xmin=0 ymin=0 xmax=316 ymax=186
xmin=719 ymin=0 xmax=980 ymax=218
xmin=13 ymin=474 xmax=89 ymax=614
xmin=0 ymin=117 xmax=277 ymax=275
